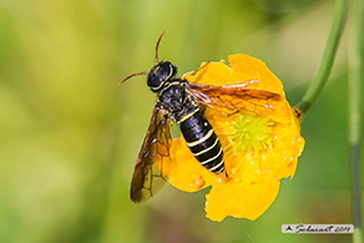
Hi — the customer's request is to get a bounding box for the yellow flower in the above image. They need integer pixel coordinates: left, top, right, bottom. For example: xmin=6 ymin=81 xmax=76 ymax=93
xmin=160 ymin=54 xmax=304 ymax=222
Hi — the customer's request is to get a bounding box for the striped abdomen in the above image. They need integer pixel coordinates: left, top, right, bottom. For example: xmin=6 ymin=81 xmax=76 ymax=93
xmin=179 ymin=110 xmax=225 ymax=174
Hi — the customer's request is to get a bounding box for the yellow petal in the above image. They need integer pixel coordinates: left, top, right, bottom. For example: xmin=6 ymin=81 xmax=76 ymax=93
xmin=205 ymin=177 xmax=280 ymax=222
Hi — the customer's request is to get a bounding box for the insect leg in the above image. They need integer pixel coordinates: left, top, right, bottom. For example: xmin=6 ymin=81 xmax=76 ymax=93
xmin=181 ymin=61 xmax=211 ymax=80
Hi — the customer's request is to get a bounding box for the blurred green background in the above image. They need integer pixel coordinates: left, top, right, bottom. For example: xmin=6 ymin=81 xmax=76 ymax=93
xmin=0 ymin=0 xmax=363 ymax=242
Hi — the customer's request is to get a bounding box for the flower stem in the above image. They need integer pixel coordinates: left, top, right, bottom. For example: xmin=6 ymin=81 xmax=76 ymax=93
xmin=348 ymin=0 xmax=363 ymax=241
xmin=295 ymin=0 xmax=348 ymax=113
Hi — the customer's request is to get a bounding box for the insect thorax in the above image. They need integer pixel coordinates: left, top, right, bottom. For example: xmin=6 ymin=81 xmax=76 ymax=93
xmin=157 ymin=79 xmax=198 ymax=122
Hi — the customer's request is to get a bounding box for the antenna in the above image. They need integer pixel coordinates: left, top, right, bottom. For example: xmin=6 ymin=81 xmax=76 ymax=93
xmin=118 ymin=71 xmax=148 ymax=86
xmin=119 ymin=32 xmax=166 ymax=86
xmin=155 ymin=31 xmax=165 ymax=64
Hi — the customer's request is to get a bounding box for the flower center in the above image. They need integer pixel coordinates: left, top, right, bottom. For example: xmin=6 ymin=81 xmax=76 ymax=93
xmin=227 ymin=115 xmax=274 ymax=153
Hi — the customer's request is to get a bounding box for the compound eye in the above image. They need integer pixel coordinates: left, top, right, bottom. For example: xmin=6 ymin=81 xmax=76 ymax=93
xmin=147 ymin=65 xmax=165 ymax=90
xmin=159 ymin=63 xmax=170 ymax=75
xmin=147 ymin=71 xmax=160 ymax=88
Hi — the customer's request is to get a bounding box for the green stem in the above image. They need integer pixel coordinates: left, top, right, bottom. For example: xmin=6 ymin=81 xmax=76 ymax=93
xmin=348 ymin=0 xmax=362 ymax=241
xmin=295 ymin=0 xmax=348 ymax=113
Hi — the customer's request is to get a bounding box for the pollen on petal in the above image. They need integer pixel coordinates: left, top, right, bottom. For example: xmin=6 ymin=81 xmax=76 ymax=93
xmin=191 ymin=174 xmax=206 ymax=189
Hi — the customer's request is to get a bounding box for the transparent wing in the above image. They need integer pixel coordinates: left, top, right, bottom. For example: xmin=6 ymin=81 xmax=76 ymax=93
xmin=130 ymin=106 xmax=172 ymax=203
xmin=186 ymin=80 xmax=282 ymax=115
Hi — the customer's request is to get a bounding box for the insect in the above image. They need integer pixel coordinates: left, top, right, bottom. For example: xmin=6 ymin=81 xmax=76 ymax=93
xmin=120 ymin=32 xmax=282 ymax=203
